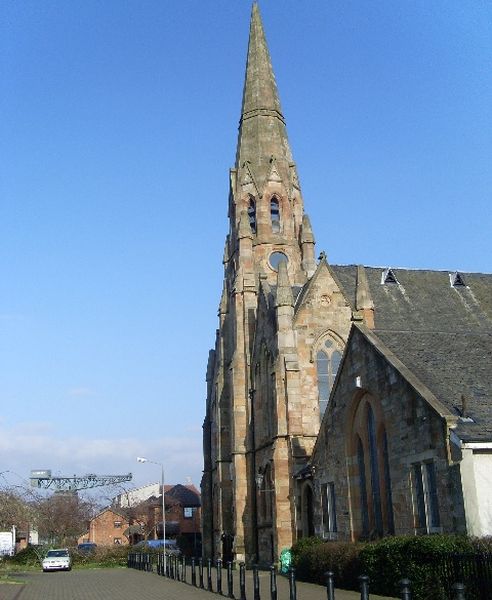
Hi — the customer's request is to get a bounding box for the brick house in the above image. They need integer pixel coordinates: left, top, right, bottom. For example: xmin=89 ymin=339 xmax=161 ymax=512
xmin=78 ymin=507 xmax=131 ymax=546
xmin=141 ymin=484 xmax=201 ymax=556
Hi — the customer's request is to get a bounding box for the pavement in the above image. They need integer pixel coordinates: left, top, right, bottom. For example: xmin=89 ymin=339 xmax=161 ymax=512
xmin=0 ymin=567 xmax=397 ymax=600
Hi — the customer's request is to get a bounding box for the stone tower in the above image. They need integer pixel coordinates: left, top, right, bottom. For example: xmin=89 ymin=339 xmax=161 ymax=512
xmin=202 ymin=4 xmax=353 ymax=564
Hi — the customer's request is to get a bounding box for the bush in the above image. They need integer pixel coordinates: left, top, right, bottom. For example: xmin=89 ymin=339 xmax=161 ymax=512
xmin=5 ymin=545 xmax=44 ymax=567
xmin=2 ymin=544 xmax=133 ymax=570
xmin=71 ymin=545 xmax=131 ymax=568
xmin=291 ymin=534 xmax=488 ymax=599
xmin=292 ymin=537 xmax=362 ymax=591
xmin=359 ymin=534 xmax=473 ymax=600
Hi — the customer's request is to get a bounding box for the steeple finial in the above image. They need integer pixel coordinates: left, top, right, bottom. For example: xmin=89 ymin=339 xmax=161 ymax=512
xmin=241 ymin=3 xmax=283 ymax=120
xmin=235 ymin=3 xmax=293 ymax=190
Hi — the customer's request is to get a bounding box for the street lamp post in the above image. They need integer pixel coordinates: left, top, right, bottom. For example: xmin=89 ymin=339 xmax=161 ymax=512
xmin=136 ymin=457 xmax=166 ymax=573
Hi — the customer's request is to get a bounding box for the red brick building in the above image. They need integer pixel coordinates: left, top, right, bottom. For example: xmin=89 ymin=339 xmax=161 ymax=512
xmin=80 ymin=483 xmax=201 ymax=552
xmin=78 ymin=507 xmax=131 ymax=546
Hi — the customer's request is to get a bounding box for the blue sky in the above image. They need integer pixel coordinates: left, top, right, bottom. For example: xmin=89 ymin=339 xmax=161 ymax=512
xmin=1 ymin=1 xmax=491 ymax=495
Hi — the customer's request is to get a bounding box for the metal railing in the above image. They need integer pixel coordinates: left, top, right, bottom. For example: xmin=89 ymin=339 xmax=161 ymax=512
xmin=423 ymin=552 xmax=492 ymax=600
xmin=127 ymin=553 xmax=470 ymax=600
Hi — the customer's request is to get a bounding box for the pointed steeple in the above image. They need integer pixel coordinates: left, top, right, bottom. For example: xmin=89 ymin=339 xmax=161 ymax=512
xmin=241 ymin=3 xmax=283 ymax=120
xmin=235 ymin=3 xmax=293 ymax=192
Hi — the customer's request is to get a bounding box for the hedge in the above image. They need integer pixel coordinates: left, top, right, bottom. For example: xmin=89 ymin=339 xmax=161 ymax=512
xmin=292 ymin=535 xmax=491 ymax=600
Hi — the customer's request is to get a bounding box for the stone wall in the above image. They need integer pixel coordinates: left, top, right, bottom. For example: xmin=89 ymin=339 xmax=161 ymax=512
xmin=311 ymin=325 xmax=467 ymax=540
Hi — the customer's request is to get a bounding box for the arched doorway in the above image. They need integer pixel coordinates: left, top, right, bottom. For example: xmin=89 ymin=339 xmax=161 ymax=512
xmin=301 ymin=483 xmax=315 ymax=537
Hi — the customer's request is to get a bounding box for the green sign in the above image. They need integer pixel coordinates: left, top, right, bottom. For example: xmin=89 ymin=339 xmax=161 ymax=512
xmin=279 ymin=548 xmax=292 ymax=573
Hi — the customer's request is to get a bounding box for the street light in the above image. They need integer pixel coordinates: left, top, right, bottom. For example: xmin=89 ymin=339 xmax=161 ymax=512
xmin=136 ymin=456 xmax=166 ymax=572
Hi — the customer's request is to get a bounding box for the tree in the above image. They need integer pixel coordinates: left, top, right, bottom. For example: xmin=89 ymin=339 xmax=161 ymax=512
xmin=35 ymin=493 xmax=97 ymax=546
xmin=0 ymin=488 xmax=35 ymax=531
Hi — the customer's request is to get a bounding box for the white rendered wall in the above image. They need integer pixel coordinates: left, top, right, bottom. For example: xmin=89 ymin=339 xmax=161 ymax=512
xmin=114 ymin=482 xmax=160 ymax=508
xmin=461 ymin=448 xmax=492 ymax=536
xmin=473 ymin=452 xmax=492 ymax=535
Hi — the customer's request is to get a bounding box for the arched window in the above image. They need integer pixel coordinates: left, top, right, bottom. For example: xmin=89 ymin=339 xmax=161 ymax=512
xmin=357 ymin=437 xmax=369 ymax=536
xmin=248 ymin=197 xmax=257 ymax=233
xmin=264 ymin=466 xmax=273 ymax=522
xmin=350 ymin=395 xmax=395 ymax=540
xmin=316 ymin=338 xmax=342 ymax=416
xmin=367 ymin=406 xmax=383 ymax=536
xmin=270 ymin=197 xmax=280 ymax=233
xmin=382 ymin=429 xmax=395 ymax=534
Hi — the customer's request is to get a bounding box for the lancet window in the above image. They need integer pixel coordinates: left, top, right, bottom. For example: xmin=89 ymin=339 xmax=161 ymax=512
xmin=248 ymin=196 xmax=257 ymax=234
xmin=351 ymin=395 xmax=395 ymax=540
xmin=270 ymin=197 xmax=280 ymax=233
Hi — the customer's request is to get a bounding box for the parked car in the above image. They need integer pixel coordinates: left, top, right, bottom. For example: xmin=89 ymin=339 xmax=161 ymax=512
xmin=77 ymin=542 xmax=97 ymax=554
xmin=42 ymin=548 xmax=72 ymax=572
xmin=134 ymin=539 xmax=181 ymax=555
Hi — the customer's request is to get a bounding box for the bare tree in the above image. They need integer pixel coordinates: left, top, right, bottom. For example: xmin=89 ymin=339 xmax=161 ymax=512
xmin=0 ymin=488 xmax=36 ymax=531
xmin=35 ymin=493 xmax=98 ymax=546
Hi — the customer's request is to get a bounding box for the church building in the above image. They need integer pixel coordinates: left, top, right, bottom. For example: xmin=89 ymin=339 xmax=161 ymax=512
xmin=201 ymin=4 xmax=492 ymax=565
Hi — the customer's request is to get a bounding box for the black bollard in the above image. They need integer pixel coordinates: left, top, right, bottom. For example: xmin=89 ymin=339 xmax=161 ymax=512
xmin=208 ymin=558 xmax=213 ymax=591
xmin=324 ymin=571 xmax=335 ymax=600
xmin=240 ymin=562 xmax=247 ymax=600
xmin=270 ymin=565 xmax=277 ymax=600
xmin=177 ymin=555 xmax=181 ymax=582
xmin=227 ymin=561 xmax=234 ymax=599
xmin=358 ymin=575 xmax=370 ymax=600
xmin=452 ymin=583 xmax=466 ymax=600
xmin=192 ymin=558 xmax=197 ymax=587
xmin=217 ymin=559 xmax=223 ymax=595
xmin=400 ymin=579 xmax=412 ymax=600
xmin=253 ymin=565 xmax=261 ymax=600
xmin=288 ymin=568 xmax=297 ymax=600
xmin=199 ymin=557 xmax=205 ymax=588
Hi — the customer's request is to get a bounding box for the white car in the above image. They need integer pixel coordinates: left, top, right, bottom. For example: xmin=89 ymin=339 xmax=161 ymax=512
xmin=42 ymin=548 xmax=72 ymax=572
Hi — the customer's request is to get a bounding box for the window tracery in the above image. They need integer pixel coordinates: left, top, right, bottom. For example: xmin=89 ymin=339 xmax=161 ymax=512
xmin=316 ymin=337 xmax=342 ymax=416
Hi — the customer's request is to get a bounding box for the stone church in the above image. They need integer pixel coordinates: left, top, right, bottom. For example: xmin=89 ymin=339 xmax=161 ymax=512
xmin=201 ymin=4 xmax=492 ymax=565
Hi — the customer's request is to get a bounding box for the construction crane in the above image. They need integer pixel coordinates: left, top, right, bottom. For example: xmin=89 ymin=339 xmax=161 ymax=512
xmin=30 ymin=470 xmax=132 ymax=492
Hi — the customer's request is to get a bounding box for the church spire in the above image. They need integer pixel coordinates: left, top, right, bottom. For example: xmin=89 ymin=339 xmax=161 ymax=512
xmin=235 ymin=3 xmax=293 ymax=192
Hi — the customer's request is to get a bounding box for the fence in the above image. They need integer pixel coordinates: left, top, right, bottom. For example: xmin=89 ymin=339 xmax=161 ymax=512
xmin=424 ymin=552 xmax=492 ymax=600
xmin=127 ymin=553 xmax=472 ymax=600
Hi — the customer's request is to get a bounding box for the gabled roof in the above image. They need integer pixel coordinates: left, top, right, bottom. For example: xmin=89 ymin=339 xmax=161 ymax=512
xmin=93 ymin=506 xmax=129 ymax=521
xmin=166 ymin=483 xmax=201 ymax=508
xmin=294 ymin=257 xmax=351 ymax=316
xmin=322 ymin=266 xmax=492 ymax=442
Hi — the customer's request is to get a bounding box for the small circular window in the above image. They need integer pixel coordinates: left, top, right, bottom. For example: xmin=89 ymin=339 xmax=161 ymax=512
xmin=269 ymin=251 xmax=288 ymax=271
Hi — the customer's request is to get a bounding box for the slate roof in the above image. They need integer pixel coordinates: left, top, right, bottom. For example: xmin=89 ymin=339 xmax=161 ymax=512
xmin=331 ymin=266 xmax=492 ymax=332
xmin=376 ymin=330 xmax=492 ymax=441
xmin=331 ymin=265 xmax=492 ymax=442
